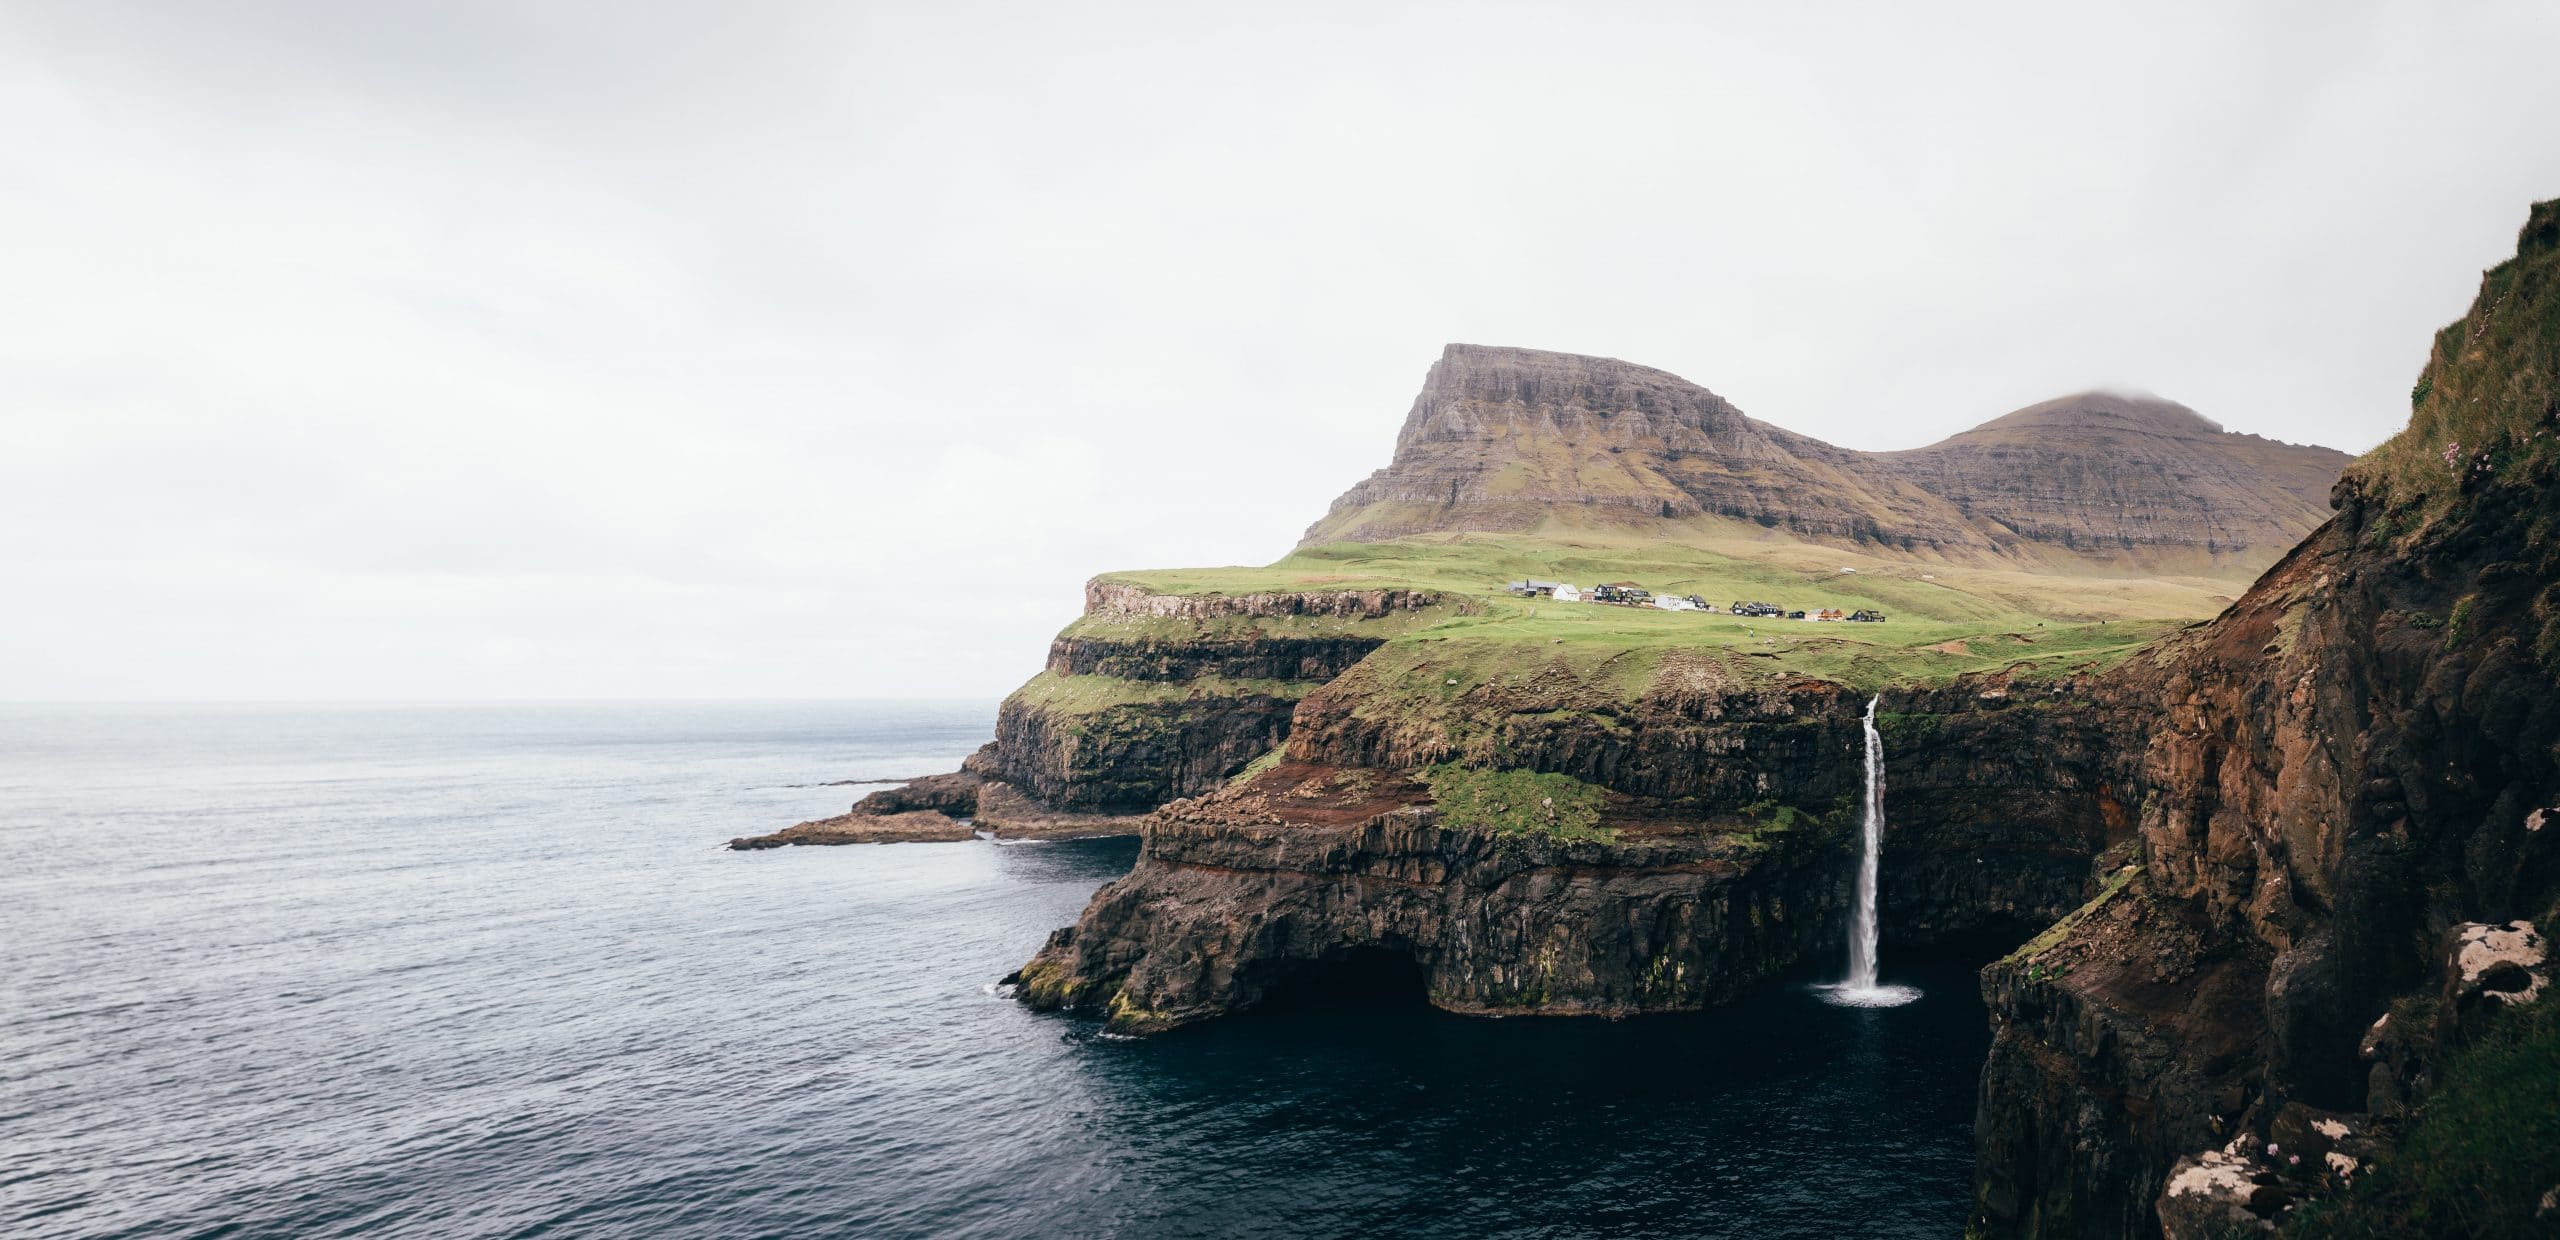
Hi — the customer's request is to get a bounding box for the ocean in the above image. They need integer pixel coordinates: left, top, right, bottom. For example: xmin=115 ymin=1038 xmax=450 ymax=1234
xmin=0 ymin=702 xmax=1986 ymax=1238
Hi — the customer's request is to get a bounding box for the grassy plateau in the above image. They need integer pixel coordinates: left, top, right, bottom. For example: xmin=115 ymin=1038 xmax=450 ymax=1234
xmin=1075 ymin=524 xmax=2232 ymax=697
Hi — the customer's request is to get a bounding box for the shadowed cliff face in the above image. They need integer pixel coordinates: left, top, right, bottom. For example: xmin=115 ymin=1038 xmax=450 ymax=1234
xmin=1971 ymin=199 xmax=2560 ymax=1238
xmin=1305 ymin=345 xmax=2349 ymax=574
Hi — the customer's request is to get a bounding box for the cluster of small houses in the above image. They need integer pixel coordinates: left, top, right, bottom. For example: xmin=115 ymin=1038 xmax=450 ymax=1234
xmin=1506 ymin=579 xmax=1886 ymax=623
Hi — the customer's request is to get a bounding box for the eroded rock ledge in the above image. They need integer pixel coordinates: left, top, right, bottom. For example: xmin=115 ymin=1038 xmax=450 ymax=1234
xmin=1006 ymin=761 xmax=1852 ymax=1033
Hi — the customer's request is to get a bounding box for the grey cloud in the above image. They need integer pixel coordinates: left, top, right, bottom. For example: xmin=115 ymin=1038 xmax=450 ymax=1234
xmin=4 ymin=0 xmax=2557 ymax=698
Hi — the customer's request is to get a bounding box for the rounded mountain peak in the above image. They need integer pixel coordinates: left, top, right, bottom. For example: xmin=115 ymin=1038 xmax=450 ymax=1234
xmin=1968 ymin=390 xmax=2225 ymax=438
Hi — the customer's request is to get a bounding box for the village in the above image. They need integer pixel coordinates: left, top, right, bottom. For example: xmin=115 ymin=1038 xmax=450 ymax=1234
xmin=1504 ymin=577 xmax=1886 ymax=622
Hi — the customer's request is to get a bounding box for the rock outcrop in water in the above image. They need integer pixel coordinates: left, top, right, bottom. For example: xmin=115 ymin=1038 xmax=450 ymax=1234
xmin=726 ymin=748 xmax=1148 ymax=847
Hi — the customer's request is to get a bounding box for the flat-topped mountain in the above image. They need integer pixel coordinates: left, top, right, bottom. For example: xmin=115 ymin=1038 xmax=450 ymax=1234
xmin=1305 ymin=345 xmax=2352 ymax=574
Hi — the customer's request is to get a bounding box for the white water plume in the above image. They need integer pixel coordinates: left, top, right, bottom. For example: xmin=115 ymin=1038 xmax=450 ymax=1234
xmin=1823 ymin=695 xmax=1919 ymax=1008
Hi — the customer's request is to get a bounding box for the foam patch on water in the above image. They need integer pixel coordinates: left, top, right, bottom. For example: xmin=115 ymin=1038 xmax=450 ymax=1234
xmin=1817 ymin=983 xmax=1922 ymax=1008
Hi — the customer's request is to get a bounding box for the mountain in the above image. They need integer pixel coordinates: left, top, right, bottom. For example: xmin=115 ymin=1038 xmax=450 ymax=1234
xmin=1304 ymin=345 xmax=2351 ymax=574
xmin=1875 ymin=391 xmax=2352 ymax=563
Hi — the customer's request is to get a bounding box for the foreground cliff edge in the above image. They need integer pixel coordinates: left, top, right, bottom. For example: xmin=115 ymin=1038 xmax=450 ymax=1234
xmin=1969 ymin=199 xmax=2560 ymax=1238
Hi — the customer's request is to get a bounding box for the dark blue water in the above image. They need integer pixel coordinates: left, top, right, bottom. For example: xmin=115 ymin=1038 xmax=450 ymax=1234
xmin=0 ymin=703 xmax=1987 ymax=1238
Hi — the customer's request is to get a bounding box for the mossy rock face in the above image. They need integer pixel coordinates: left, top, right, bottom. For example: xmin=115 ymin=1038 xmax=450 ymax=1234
xmin=993 ymin=678 xmax=1308 ymax=813
xmin=1971 ymin=202 xmax=2560 ymax=1240
xmin=2357 ymin=198 xmax=2560 ymax=537
xmin=2283 ymin=990 xmax=2560 ymax=1238
xmin=1420 ymin=763 xmax=1614 ymax=842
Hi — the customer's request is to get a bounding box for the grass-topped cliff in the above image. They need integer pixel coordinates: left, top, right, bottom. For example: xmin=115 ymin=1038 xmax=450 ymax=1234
xmin=900 ymin=340 xmax=2351 ymax=834
xmin=1091 ymin=528 xmax=2206 ymax=697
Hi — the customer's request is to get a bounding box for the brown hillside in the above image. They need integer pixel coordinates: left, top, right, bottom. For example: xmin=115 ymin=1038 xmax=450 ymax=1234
xmin=1303 ymin=345 xmax=2352 ymax=576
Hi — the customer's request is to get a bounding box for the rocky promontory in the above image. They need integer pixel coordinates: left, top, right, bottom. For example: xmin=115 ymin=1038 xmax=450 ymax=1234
xmin=1006 ymin=668 xmax=2161 ymax=1033
xmin=1008 ymin=758 xmax=1856 ymax=1033
xmin=994 ymin=200 xmax=2560 ymax=1236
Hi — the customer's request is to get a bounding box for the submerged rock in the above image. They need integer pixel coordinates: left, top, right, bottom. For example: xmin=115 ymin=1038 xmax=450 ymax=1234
xmin=727 ymin=809 xmax=973 ymax=849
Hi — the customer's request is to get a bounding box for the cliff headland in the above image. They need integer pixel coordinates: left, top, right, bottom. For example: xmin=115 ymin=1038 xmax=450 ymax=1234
xmin=758 ymin=200 xmax=2560 ymax=1237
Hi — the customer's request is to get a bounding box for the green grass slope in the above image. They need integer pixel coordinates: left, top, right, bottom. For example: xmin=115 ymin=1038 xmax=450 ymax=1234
xmin=1090 ymin=527 xmax=2220 ymax=696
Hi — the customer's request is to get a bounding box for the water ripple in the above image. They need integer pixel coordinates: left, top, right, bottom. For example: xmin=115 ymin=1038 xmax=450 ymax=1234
xmin=1 ymin=703 xmax=1985 ymax=1239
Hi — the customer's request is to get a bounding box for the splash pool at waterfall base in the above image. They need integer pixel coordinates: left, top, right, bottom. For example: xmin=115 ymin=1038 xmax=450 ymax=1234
xmin=1817 ymin=982 xmax=1926 ymax=1008
xmin=4 ymin=702 xmax=1992 ymax=1239
xmin=1820 ymin=697 xmax=1919 ymax=1012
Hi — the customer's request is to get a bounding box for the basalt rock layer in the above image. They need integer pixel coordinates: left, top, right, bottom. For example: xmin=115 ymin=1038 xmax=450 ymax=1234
xmin=1878 ymin=679 xmax=2144 ymax=951
xmin=1010 ymin=669 xmax=2154 ymax=1034
xmin=1008 ymin=762 xmax=1857 ymax=1032
xmin=975 ymin=583 xmax=1449 ymax=817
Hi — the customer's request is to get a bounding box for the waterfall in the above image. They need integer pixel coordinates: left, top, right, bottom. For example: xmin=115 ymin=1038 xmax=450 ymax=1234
xmin=1823 ymin=695 xmax=1919 ymax=1007
xmin=1848 ymin=695 xmax=1885 ymax=988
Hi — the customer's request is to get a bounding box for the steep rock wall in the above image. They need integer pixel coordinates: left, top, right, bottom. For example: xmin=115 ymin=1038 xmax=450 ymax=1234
xmin=1970 ymin=200 xmax=2560 ymax=1238
xmin=1045 ymin=634 xmax=1387 ymax=682
xmin=991 ymin=688 xmax=1302 ymax=814
xmin=1881 ymin=679 xmax=2147 ymax=950
xmin=972 ymin=583 xmax=1445 ymax=816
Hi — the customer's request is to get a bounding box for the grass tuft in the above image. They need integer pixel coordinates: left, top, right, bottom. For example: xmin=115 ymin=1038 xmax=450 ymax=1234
xmin=1421 ymin=763 xmax=1616 ymax=842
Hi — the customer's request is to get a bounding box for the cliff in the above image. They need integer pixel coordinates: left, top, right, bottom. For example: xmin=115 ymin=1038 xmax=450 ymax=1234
xmin=1969 ymin=197 xmax=2560 ymax=1237
xmin=1009 ymin=669 xmax=2148 ymax=1032
xmin=1009 ymin=759 xmax=1856 ymax=1031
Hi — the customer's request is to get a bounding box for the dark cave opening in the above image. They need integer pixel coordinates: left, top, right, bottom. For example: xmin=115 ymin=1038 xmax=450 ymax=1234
xmin=1251 ymin=947 xmax=1431 ymax=1013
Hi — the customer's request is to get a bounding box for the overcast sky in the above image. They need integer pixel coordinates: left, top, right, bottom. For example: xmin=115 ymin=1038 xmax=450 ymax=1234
xmin=5 ymin=1 xmax=2557 ymax=701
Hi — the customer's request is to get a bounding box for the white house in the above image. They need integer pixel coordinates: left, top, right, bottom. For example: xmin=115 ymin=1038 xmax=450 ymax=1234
xmin=1552 ymin=584 xmax=1583 ymax=602
xmin=1653 ymin=596 xmax=1695 ymax=611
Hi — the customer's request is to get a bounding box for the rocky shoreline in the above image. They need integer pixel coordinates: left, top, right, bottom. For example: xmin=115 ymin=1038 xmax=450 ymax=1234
xmin=726 ymin=750 xmax=1146 ymax=849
